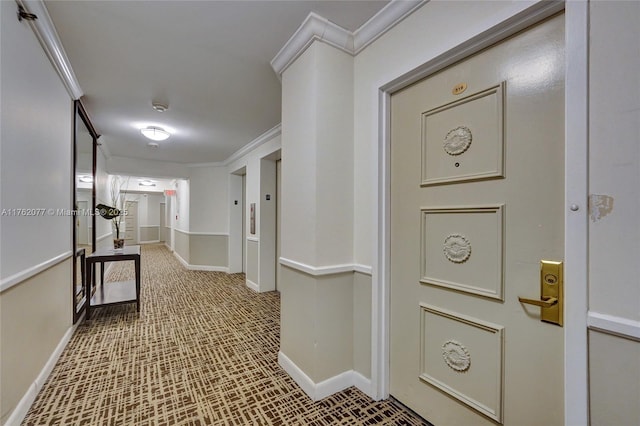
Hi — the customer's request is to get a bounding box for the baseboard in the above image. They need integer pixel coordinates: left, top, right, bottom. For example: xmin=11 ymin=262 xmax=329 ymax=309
xmin=316 ymin=370 xmax=355 ymax=401
xmin=5 ymin=316 xmax=83 ymax=426
xmin=171 ymin=251 xmax=228 ymax=272
xmin=352 ymin=370 xmax=374 ymax=399
xmin=173 ymin=251 xmax=190 ymax=269
xmin=278 ymin=351 xmax=318 ymax=399
xmin=188 ymin=265 xmax=229 ymax=273
xmin=278 ymin=351 xmax=371 ymax=401
xmin=246 ymin=279 xmax=260 ymax=292
xmin=139 ymin=240 xmax=160 ymax=245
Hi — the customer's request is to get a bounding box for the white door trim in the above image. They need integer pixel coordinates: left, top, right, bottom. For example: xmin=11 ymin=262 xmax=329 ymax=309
xmin=563 ymin=2 xmax=589 ymax=425
xmin=373 ymin=1 xmax=589 ymax=424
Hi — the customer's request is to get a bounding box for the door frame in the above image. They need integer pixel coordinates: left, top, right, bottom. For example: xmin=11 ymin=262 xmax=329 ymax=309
xmin=373 ymin=1 xmax=589 ymax=424
xmin=228 ymin=166 xmax=247 ymax=274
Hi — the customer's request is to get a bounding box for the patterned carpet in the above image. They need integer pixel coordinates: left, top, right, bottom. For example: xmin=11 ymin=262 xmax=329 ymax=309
xmin=23 ymin=244 xmax=428 ymax=425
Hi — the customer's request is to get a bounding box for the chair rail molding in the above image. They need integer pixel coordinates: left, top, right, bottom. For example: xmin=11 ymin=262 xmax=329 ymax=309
xmin=279 ymin=257 xmax=371 ymax=277
xmin=0 ymin=251 xmax=72 ymax=293
xmin=588 ymin=312 xmax=640 ymax=341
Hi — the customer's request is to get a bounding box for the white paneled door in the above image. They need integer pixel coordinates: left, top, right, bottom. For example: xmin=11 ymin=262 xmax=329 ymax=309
xmin=124 ymin=200 xmax=138 ymax=246
xmin=390 ymin=15 xmax=565 ymax=425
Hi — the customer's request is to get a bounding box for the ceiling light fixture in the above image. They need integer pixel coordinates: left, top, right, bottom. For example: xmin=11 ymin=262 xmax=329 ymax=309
xmin=141 ymin=126 xmax=170 ymax=141
xmin=152 ymin=102 xmax=168 ymax=113
xmin=139 ymin=180 xmax=156 ymax=187
xmin=79 ymin=175 xmax=93 ymax=183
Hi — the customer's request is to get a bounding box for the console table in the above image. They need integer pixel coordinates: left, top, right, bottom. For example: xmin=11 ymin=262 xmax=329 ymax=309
xmin=85 ymin=245 xmax=141 ymax=320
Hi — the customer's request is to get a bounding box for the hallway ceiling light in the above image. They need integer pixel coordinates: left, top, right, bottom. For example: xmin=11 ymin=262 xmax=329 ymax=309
xmin=141 ymin=126 xmax=170 ymax=141
xmin=79 ymin=175 xmax=93 ymax=183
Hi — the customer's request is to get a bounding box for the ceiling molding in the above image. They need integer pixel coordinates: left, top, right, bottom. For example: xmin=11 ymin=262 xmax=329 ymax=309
xmin=270 ymin=12 xmax=352 ymax=77
xmin=222 ymin=124 xmax=282 ymax=166
xmin=270 ymin=0 xmax=427 ymax=76
xmin=188 ymin=124 xmax=281 ymax=168
xmin=18 ymin=0 xmax=83 ymax=99
xmin=353 ymin=0 xmax=427 ymax=54
xmin=187 ymin=161 xmax=226 ymax=168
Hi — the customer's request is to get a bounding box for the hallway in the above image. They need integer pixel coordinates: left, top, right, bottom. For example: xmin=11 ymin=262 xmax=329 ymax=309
xmin=23 ymin=245 xmax=427 ymax=425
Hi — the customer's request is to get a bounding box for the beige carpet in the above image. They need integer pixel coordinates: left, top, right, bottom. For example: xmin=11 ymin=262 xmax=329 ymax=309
xmin=23 ymin=244 xmax=428 ymax=425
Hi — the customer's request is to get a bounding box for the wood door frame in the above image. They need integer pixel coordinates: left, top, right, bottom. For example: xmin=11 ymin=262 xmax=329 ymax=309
xmin=373 ymin=2 xmax=589 ymax=424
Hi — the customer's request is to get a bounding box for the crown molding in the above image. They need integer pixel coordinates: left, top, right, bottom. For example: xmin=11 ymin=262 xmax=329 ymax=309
xmin=222 ymin=123 xmax=282 ymax=166
xmin=270 ymin=12 xmax=352 ymax=77
xmin=270 ymin=0 xmax=427 ymax=76
xmin=188 ymin=123 xmax=281 ymax=168
xmin=187 ymin=161 xmax=226 ymax=168
xmin=353 ymin=0 xmax=427 ymax=54
xmin=18 ymin=0 xmax=83 ymax=99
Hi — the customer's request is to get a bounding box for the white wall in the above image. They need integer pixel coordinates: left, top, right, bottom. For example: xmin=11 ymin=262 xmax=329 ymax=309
xmin=175 ymin=179 xmax=189 ymax=232
xmin=281 ymin=46 xmax=318 ymax=265
xmin=189 ymin=166 xmax=228 ymax=233
xmin=259 ymin=158 xmax=277 ymax=291
xmin=0 ymin=4 xmax=73 ymax=280
xmin=0 ymin=1 xmax=73 ymax=422
xmin=588 ymin=2 xmax=640 ymax=424
xmin=314 ymin=43 xmax=354 ymax=266
xmin=588 ymin=0 xmax=640 ymax=322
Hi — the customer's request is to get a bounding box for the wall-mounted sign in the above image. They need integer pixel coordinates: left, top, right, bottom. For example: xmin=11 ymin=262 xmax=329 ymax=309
xmin=250 ymin=203 xmax=256 ymax=235
xmin=452 ymin=82 xmax=467 ymax=95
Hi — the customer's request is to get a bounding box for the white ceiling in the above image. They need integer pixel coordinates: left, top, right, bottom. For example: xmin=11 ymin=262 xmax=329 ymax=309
xmin=45 ymin=1 xmax=389 ymax=164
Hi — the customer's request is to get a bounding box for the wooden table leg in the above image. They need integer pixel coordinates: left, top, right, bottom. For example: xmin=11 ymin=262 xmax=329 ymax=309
xmin=85 ymin=260 xmax=92 ymax=320
xmin=135 ymin=255 xmax=141 ymax=312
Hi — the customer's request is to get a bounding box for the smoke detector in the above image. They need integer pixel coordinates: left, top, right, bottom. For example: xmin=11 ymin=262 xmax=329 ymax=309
xmin=152 ymin=102 xmax=168 ymax=113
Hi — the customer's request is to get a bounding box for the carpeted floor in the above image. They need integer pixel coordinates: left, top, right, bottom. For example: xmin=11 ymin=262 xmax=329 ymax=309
xmin=23 ymin=244 xmax=428 ymax=425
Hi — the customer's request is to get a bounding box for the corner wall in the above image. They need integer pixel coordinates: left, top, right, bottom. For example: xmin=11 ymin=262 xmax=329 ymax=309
xmin=279 ymin=41 xmax=358 ymax=397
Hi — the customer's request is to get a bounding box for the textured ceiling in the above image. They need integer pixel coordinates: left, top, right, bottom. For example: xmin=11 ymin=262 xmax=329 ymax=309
xmin=45 ymin=1 xmax=389 ymax=164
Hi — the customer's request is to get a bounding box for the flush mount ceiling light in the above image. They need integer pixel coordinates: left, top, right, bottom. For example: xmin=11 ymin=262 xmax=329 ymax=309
xmin=79 ymin=175 xmax=93 ymax=183
xmin=139 ymin=180 xmax=156 ymax=187
xmin=141 ymin=126 xmax=170 ymax=141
